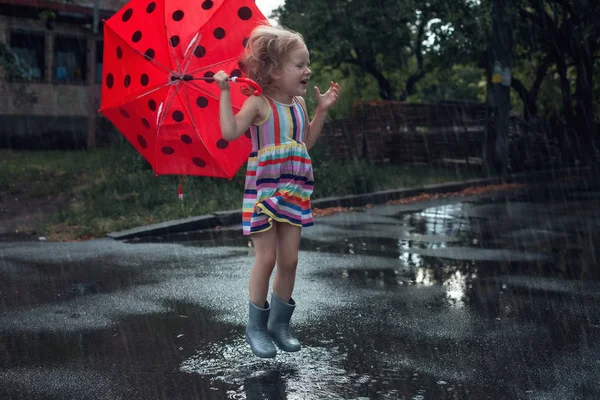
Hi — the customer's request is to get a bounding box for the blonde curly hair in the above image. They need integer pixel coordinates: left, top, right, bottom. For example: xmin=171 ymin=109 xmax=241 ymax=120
xmin=239 ymin=25 xmax=306 ymax=91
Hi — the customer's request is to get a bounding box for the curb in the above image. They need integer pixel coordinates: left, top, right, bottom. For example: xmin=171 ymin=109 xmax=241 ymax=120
xmin=106 ymin=167 xmax=589 ymax=240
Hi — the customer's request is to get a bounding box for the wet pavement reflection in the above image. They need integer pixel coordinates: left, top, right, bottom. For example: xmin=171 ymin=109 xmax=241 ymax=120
xmin=1 ymin=177 xmax=600 ymax=399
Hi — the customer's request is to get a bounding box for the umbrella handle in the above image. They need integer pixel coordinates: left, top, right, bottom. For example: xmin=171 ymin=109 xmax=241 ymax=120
xmin=229 ymin=77 xmax=262 ymax=96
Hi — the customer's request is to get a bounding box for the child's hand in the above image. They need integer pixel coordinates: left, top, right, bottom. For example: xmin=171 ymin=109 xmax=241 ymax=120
xmin=214 ymin=70 xmax=230 ymax=91
xmin=314 ymin=81 xmax=340 ymax=111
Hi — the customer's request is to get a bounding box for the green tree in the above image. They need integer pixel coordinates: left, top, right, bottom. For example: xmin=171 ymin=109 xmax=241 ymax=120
xmin=511 ymin=0 xmax=600 ymax=162
xmin=274 ymin=0 xmax=483 ymax=101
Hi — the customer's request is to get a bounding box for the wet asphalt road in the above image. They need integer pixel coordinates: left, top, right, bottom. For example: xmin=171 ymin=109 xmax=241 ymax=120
xmin=1 ymin=177 xmax=600 ymax=400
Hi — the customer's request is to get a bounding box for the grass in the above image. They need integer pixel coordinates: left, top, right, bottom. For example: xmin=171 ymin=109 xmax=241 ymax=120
xmin=0 ymin=142 xmax=484 ymax=240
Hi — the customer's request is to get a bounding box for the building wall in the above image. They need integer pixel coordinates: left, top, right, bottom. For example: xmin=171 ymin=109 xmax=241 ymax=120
xmin=0 ymin=13 xmax=103 ymax=148
xmin=0 ymin=82 xmax=91 ymax=116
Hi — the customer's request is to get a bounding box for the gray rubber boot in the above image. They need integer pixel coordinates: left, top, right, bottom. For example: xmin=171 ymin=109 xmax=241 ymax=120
xmin=267 ymin=294 xmax=301 ymax=352
xmin=245 ymin=301 xmax=277 ymax=358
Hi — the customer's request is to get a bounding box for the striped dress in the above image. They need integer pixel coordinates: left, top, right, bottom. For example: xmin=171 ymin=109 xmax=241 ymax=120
xmin=242 ymin=96 xmax=314 ymax=235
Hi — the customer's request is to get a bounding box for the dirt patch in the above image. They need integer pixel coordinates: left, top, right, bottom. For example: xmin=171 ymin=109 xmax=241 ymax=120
xmin=312 ymin=183 xmax=525 ymax=218
xmin=0 ymin=190 xmax=71 ymax=241
xmin=386 ymin=183 xmax=524 ymax=204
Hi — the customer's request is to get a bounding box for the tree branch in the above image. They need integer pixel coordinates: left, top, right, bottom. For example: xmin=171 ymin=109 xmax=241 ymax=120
xmin=511 ymin=78 xmax=529 ymax=104
xmin=400 ymin=11 xmax=429 ymax=101
xmin=531 ymin=55 xmax=551 ymax=99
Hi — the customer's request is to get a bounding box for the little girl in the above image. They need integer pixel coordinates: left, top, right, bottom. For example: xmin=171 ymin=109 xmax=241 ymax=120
xmin=214 ymin=25 xmax=340 ymax=358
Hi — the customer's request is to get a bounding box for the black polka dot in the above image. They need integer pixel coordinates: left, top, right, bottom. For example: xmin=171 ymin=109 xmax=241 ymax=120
xmin=203 ymin=71 xmax=215 ymax=83
xmin=216 ymin=139 xmax=229 ymax=149
xmin=146 ymin=2 xmax=156 ymax=13
xmin=162 ymin=146 xmax=175 ymax=155
xmin=172 ymin=110 xmax=184 ymax=122
xmin=196 ymin=96 xmax=208 ymax=108
xmin=244 ymin=130 xmax=251 ymax=139
xmin=106 ymin=73 xmax=114 ymax=88
xmin=202 ymin=0 xmax=213 ymax=10
xmin=230 ymin=69 xmax=242 ymax=78
xmin=138 ymin=135 xmax=147 ymax=148
xmin=122 ymin=8 xmax=133 ymax=22
xmin=172 ymin=10 xmax=184 ymax=21
xmin=242 ymin=37 xmax=249 ymax=47
xmin=213 ymin=28 xmax=225 ymax=40
xmin=180 ymin=135 xmax=192 ymax=144
xmin=116 ymin=46 xmax=123 ymax=59
xmin=144 ymin=49 xmax=155 ymax=60
xmin=194 ymin=46 xmax=206 ymax=58
xmin=141 ymin=118 xmax=150 ymax=129
xmin=124 ymin=75 xmax=131 ymax=87
xmin=192 ymin=157 xmax=206 ymax=167
xmin=170 ymin=36 xmax=180 ymax=47
xmin=140 ymin=74 xmax=149 ymax=86
xmin=148 ymin=99 xmax=157 ymax=111
xmin=132 ymin=31 xmax=142 ymax=43
xmin=238 ymin=7 xmax=252 ymax=20
xmin=120 ymin=109 xmax=130 ymax=118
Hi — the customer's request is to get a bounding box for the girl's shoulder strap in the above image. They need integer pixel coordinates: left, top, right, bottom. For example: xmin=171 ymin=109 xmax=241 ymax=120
xmin=251 ymin=95 xmax=271 ymax=126
xmin=294 ymin=96 xmax=309 ymax=136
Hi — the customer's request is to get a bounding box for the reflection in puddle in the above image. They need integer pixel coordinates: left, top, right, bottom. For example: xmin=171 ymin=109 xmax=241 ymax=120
xmin=180 ymin=337 xmax=379 ymax=399
xmin=341 ymin=268 xmax=406 ymax=287
xmin=401 ymin=203 xmax=468 ymax=237
xmin=410 ymin=264 xmax=475 ymax=309
xmin=180 ymin=338 xmax=408 ymax=400
xmin=444 ymin=270 xmax=469 ymax=308
xmin=397 ymin=239 xmax=476 ymax=308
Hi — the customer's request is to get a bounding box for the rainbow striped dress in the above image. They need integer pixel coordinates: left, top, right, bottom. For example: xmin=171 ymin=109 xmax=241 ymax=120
xmin=242 ymin=96 xmax=314 ymax=236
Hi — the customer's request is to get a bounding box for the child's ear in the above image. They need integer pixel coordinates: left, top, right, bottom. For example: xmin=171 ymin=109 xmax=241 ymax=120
xmin=271 ymin=68 xmax=281 ymax=81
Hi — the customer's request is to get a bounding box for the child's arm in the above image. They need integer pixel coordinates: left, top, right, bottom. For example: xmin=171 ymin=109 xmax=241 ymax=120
xmin=303 ymin=81 xmax=340 ymax=150
xmin=304 ymin=105 xmax=328 ymax=150
xmin=215 ymin=71 xmax=261 ymax=141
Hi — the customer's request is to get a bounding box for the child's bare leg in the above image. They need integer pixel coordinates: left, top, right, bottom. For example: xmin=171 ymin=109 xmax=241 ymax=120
xmin=249 ymin=224 xmax=278 ymax=307
xmin=273 ymin=223 xmax=302 ymax=301
xmin=246 ymin=224 xmax=278 ymax=358
xmin=268 ymin=223 xmax=302 ymax=352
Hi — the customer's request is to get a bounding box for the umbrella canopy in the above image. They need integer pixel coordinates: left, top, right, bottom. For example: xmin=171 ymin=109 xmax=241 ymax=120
xmin=99 ymin=0 xmax=269 ymax=178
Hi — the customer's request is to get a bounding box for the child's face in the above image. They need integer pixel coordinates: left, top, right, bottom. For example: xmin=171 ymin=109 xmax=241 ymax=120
xmin=274 ymin=44 xmax=311 ymax=98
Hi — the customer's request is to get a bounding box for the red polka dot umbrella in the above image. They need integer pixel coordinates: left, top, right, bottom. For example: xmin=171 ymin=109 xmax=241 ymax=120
xmin=99 ymin=0 xmax=269 ymax=179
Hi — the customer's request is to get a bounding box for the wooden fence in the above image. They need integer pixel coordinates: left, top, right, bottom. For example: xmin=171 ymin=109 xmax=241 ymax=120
xmin=320 ymin=101 xmax=488 ymax=166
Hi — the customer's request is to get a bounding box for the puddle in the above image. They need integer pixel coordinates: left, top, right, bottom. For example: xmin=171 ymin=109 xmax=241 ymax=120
xmin=0 ymin=257 xmax=147 ymax=308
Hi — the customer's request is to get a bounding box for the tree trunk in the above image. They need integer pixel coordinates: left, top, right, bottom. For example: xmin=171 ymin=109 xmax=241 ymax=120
xmin=364 ymin=61 xmax=395 ymax=100
xmin=487 ymin=0 xmax=513 ymax=176
xmin=573 ymin=42 xmax=597 ymax=164
xmin=400 ymin=72 xmax=424 ymax=101
xmin=400 ymin=13 xmax=427 ymax=102
xmin=511 ymin=56 xmax=548 ymax=121
xmin=554 ymin=50 xmax=579 ymax=164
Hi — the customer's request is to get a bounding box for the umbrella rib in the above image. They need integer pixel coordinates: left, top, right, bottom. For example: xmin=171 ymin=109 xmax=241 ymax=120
xmin=184 ymin=80 xmax=222 ymax=103
xmin=163 ymin=0 xmax=233 ymax=78
xmin=186 ymin=57 xmax=240 ymax=77
xmin=164 ymin=24 xmax=183 ymax=73
xmin=134 ymin=81 xmax=176 ymax=100
xmin=107 ymin=26 xmax=173 ymax=76
xmin=154 ymin=83 xmax=181 ymax=169
xmin=178 ymin=0 xmax=232 ymax=78
xmin=105 ymin=25 xmax=173 ymax=76
xmin=181 ymin=84 xmax=206 ymax=148
xmin=141 ymin=54 xmax=173 ymax=76
xmin=159 ymin=83 xmax=181 ymax=128
xmin=102 ymin=80 xmax=176 ymax=112
xmin=181 ymin=32 xmax=204 ymax=76
xmin=185 ymin=80 xmax=240 ymax=111
xmin=180 ymin=83 xmax=229 ymax=178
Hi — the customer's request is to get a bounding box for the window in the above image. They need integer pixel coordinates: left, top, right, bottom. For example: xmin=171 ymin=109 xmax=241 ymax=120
xmin=8 ymin=31 xmax=45 ymax=81
xmin=53 ymin=35 xmax=87 ymax=83
xmin=95 ymin=40 xmax=103 ymax=84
